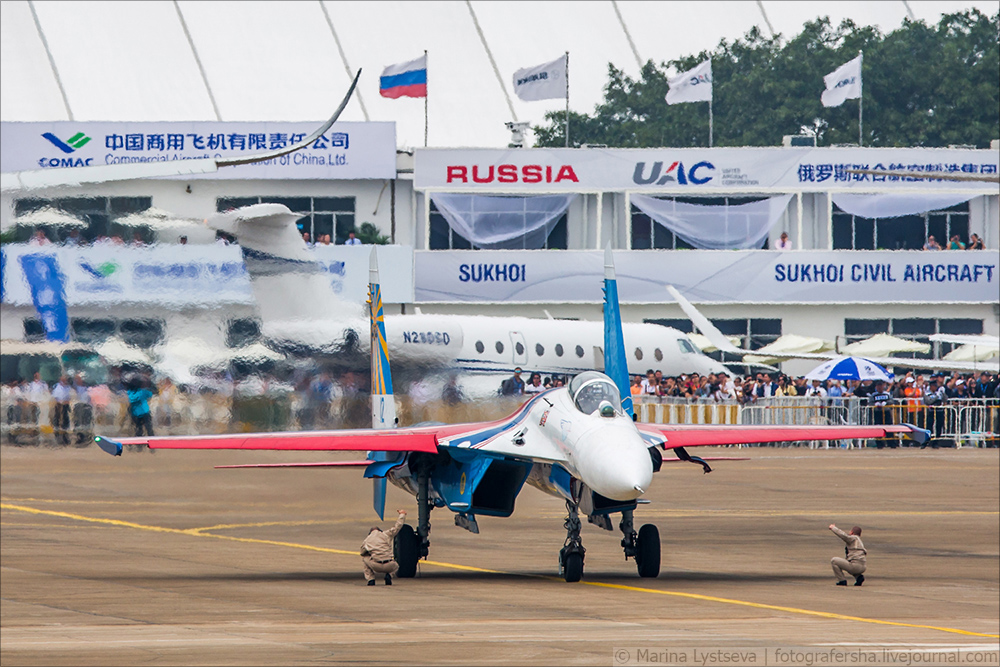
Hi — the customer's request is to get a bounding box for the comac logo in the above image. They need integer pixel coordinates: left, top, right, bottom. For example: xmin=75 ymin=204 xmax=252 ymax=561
xmin=80 ymin=261 xmax=118 ymax=279
xmin=632 ymin=160 xmax=715 ymax=185
xmin=42 ymin=132 xmax=91 ymax=154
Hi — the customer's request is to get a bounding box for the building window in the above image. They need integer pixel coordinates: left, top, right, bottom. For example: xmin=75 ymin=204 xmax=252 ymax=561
xmin=119 ymin=318 xmax=165 ymax=349
xmin=428 ymin=201 xmax=568 ymax=250
xmin=630 ymin=197 xmax=770 ymax=250
xmin=13 ymin=197 xmax=152 ymax=243
xmin=845 ymin=317 xmax=982 ymax=359
xmin=832 ymin=202 xmax=970 ymax=250
xmin=226 ymin=319 xmax=261 ymax=348
xmin=217 ymin=196 xmax=356 ymax=244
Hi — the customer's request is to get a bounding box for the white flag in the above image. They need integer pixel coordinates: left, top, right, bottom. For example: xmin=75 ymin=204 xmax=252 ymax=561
xmin=665 ymin=59 xmax=712 ymax=105
xmin=821 ymin=54 xmax=862 ymax=107
xmin=512 ymin=56 xmax=567 ymax=101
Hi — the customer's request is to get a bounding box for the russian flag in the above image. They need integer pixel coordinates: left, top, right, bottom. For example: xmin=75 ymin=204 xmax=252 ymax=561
xmin=379 ymin=55 xmax=427 ymax=99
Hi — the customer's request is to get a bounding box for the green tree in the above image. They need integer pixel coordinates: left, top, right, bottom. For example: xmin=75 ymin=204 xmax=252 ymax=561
xmin=535 ymin=10 xmax=998 ymax=148
xmin=356 ymin=222 xmax=390 ymax=245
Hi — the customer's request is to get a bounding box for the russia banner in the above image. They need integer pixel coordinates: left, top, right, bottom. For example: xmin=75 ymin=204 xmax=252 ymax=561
xmin=380 ymin=55 xmax=427 ymax=99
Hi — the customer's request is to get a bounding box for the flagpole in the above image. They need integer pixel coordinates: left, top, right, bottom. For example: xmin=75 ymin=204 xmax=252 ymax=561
xmin=857 ymin=50 xmax=863 ymax=146
xmin=708 ymin=98 xmax=713 ymax=148
xmin=708 ymin=58 xmax=714 ymax=147
xmin=424 ymin=49 xmax=428 ymax=148
xmin=564 ymin=51 xmax=570 ymax=147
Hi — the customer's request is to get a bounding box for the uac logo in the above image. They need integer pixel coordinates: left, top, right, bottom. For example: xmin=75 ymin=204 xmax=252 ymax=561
xmin=42 ymin=132 xmax=91 ymax=154
xmin=633 ymin=160 xmax=715 ymax=185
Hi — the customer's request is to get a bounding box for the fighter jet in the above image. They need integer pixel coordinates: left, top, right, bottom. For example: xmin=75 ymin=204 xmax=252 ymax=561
xmin=95 ymin=248 xmax=928 ymax=582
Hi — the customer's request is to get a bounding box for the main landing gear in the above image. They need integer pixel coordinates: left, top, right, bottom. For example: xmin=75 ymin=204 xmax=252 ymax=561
xmin=394 ymin=458 xmax=432 ymax=578
xmin=559 ymin=501 xmax=586 ymax=582
xmin=619 ymin=509 xmax=661 ymax=578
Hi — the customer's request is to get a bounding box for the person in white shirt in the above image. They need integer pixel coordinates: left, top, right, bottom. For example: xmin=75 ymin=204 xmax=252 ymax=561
xmin=805 ymin=379 xmax=828 ymax=398
xmin=51 ymin=375 xmax=72 ymax=445
xmin=524 ymin=372 xmax=544 ymax=394
xmin=344 ymin=231 xmax=362 ymax=246
xmin=640 ymin=370 xmax=658 ymax=396
xmin=776 ymin=231 xmax=793 ymax=250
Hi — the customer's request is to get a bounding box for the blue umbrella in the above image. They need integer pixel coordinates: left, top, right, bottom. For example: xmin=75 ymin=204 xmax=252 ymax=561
xmin=804 ymin=356 xmax=894 ymax=382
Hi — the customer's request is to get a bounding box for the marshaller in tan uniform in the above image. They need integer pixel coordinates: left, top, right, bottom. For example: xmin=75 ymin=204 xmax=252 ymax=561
xmin=829 ymin=524 xmax=866 ymax=586
xmin=361 ymin=510 xmax=407 ymax=585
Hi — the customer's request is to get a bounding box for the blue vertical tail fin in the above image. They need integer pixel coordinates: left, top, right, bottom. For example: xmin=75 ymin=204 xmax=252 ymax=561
xmin=602 ymin=246 xmax=633 ymax=418
xmin=369 ymin=249 xmax=396 ymax=520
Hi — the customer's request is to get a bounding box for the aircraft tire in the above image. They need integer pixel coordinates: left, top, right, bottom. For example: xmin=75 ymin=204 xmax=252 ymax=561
xmin=394 ymin=524 xmax=420 ymax=578
xmin=562 ymin=552 xmax=583 ymax=583
xmin=635 ymin=524 xmax=660 ymax=578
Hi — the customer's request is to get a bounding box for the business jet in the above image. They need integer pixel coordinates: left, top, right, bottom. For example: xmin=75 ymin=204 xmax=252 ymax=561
xmin=95 ymin=249 xmax=928 ymax=582
xmin=208 ymin=203 xmax=727 ymax=381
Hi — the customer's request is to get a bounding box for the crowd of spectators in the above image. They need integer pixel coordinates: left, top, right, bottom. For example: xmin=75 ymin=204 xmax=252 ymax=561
xmin=628 ymin=368 xmax=999 ymax=404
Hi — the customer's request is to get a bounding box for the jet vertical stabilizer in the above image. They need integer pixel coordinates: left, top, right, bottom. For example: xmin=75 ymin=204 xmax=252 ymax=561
xmin=369 ymin=249 xmax=397 ymax=520
xmin=603 ymin=246 xmax=633 ymax=418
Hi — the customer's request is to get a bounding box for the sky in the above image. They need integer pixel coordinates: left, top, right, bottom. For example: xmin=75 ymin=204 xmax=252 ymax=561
xmin=1 ymin=1 xmax=994 ymax=149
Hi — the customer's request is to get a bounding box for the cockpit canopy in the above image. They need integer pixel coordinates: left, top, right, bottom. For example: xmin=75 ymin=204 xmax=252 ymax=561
xmin=568 ymin=371 xmax=622 ymax=415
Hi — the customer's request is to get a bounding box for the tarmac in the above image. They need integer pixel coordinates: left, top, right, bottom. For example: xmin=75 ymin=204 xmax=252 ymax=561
xmin=2 ymin=444 xmax=998 ymax=666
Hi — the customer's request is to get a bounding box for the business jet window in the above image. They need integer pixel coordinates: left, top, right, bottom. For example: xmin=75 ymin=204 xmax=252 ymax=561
xmin=515 ymin=342 xmax=525 ymax=355
xmin=535 ymin=344 xmax=544 ymax=356
xmin=575 ymin=345 xmax=584 ymax=358
xmin=555 ymin=344 xmax=564 ymax=357
xmin=677 ymin=338 xmax=698 ymax=354
xmin=634 ymin=348 xmax=643 ymax=360
xmin=495 ymin=341 xmax=504 ymax=353
xmin=475 ymin=341 xmax=485 ymax=353
xmin=654 ymin=348 xmax=663 ymax=361
xmin=569 ymin=372 xmax=622 ymax=415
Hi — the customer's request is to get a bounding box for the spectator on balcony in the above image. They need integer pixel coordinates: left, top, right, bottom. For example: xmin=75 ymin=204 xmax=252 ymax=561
xmin=302 ymin=231 xmax=313 ymax=247
xmin=967 ymin=233 xmax=985 ymax=250
xmin=947 ymin=235 xmax=966 ymax=250
xmin=922 ymin=236 xmax=942 ymax=250
xmin=28 ymin=229 xmax=51 ymax=246
xmin=776 ymin=231 xmax=793 ymax=250
xmin=344 ymin=230 xmax=362 ymax=246
xmin=64 ymin=229 xmax=82 ymax=246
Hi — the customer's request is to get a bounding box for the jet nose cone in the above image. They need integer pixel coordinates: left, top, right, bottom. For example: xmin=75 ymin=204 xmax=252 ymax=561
xmin=580 ymin=442 xmax=653 ymax=501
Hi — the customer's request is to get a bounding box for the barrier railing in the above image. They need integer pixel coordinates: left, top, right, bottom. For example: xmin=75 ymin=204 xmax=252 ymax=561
xmin=3 ymin=394 xmax=997 ymax=448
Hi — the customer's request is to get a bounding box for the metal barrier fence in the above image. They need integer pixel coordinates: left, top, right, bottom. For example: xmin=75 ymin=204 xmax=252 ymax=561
xmin=3 ymin=393 xmax=997 ymax=448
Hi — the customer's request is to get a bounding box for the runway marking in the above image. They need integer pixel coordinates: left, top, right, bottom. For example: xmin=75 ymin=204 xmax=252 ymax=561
xmin=580 ymin=582 xmax=999 ymax=638
xmin=188 ymin=519 xmax=354 ymax=534
xmin=3 ymin=502 xmax=997 ymax=640
xmin=539 ymin=510 xmax=999 ymax=518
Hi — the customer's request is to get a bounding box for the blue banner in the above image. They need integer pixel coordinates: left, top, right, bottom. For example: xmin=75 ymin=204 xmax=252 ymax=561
xmin=18 ymin=253 xmax=70 ymax=342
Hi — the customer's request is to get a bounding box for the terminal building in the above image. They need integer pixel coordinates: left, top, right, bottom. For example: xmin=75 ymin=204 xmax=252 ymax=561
xmin=1 ymin=119 xmax=998 ymax=376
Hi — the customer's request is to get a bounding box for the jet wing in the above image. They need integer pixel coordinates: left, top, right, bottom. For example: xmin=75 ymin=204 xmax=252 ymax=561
xmin=94 ymin=426 xmax=438 ymax=456
xmin=637 ymin=423 xmax=926 ymax=448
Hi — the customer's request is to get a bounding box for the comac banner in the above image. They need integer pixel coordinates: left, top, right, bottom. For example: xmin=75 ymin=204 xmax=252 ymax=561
xmin=0 ymin=121 xmax=396 ymax=180
xmin=414 ymin=147 xmax=999 ymax=192
xmin=413 ymin=250 xmax=999 ymax=304
xmin=1 ymin=244 xmax=413 ymax=307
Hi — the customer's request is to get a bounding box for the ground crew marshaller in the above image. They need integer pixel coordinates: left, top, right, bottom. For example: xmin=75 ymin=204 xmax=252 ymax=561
xmin=829 ymin=524 xmax=866 ymax=586
xmin=361 ymin=509 xmax=407 ymax=586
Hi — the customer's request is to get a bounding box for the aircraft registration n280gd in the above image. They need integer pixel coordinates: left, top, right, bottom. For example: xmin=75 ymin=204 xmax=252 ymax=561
xmin=96 ymin=249 xmax=929 ymax=582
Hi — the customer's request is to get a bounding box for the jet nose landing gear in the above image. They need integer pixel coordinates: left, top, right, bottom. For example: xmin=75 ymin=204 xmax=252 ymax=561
xmin=559 ymin=501 xmax=586 ymax=582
